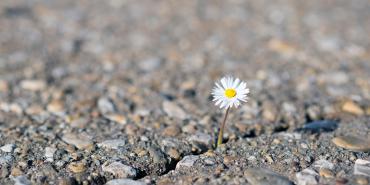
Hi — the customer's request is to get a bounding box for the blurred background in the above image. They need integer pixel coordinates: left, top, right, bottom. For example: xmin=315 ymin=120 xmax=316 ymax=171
xmin=0 ymin=0 xmax=370 ymax=184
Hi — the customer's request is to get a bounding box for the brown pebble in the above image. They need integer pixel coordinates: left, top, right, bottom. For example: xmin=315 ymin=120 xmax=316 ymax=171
xmin=342 ymin=101 xmax=364 ymax=115
xmin=68 ymin=162 xmax=86 ymax=173
xmin=162 ymin=125 xmax=181 ymax=137
xmin=319 ymin=168 xmax=334 ymax=178
xmin=10 ymin=167 xmax=23 ymax=176
xmin=355 ymin=176 xmax=369 ymax=185
xmin=332 ymin=135 xmax=370 ymax=152
xmin=167 ymin=148 xmax=180 ymax=160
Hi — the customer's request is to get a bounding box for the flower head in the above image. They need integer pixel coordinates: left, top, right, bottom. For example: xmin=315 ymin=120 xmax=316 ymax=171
xmin=212 ymin=76 xmax=249 ymax=109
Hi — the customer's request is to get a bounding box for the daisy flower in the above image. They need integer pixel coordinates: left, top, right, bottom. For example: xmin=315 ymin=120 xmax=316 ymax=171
xmin=212 ymin=76 xmax=249 ymax=109
xmin=211 ymin=76 xmax=249 ymax=147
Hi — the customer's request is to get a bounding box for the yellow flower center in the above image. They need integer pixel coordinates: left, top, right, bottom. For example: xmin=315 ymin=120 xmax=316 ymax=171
xmin=225 ymin=89 xmax=237 ymax=98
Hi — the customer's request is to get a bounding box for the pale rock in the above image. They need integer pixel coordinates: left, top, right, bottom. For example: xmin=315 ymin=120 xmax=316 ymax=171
xmin=162 ymin=101 xmax=187 ymax=120
xmin=102 ymin=161 xmax=137 ymax=178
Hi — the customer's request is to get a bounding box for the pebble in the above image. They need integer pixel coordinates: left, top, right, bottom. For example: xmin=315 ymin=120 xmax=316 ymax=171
xmin=105 ymin=114 xmax=127 ymax=125
xmin=68 ymin=162 xmax=86 ymax=173
xmin=342 ymin=101 xmax=364 ymax=115
xmin=176 ymin=155 xmax=199 ymax=169
xmin=0 ymin=80 xmax=8 ymax=92
xmin=355 ymin=176 xmax=369 ymax=185
xmin=20 ymin=80 xmax=46 ymax=91
xmin=332 ymin=135 xmax=370 ymax=152
xmin=295 ymin=168 xmax=318 ymax=185
xmin=162 ymin=125 xmax=181 ymax=137
xmin=47 ymin=100 xmax=64 ymax=114
xmin=318 ymin=72 xmax=349 ymax=85
xmin=298 ymin=120 xmax=338 ymax=133
xmin=162 ymin=101 xmax=187 ymax=120
xmin=102 ymin=162 xmax=137 ymax=178
xmin=1 ymin=144 xmax=16 ymax=153
xmin=98 ymin=97 xmax=116 ymax=114
xmin=138 ymin=57 xmax=162 ymax=72
xmin=167 ymin=148 xmax=181 ymax=160
xmin=105 ymin=179 xmax=145 ymax=185
xmin=319 ymin=168 xmax=334 ymax=178
xmin=12 ymin=176 xmax=31 ymax=185
xmin=44 ymin=147 xmax=57 ymax=162
xmin=11 ymin=167 xmax=23 ymax=176
xmin=97 ymin=139 xmax=126 ymax=150
xmin=244 ymin=168 xmax=294 ymax=185
xmin=313 ymin=159 xmax=334 ymax=170
xmin=187 ymin=132 xmax=212 ymax=148
xmin=354 ymin=159 xmax=370 ymax=177
xmin=62 ymin=133 xmax=94 ymax=150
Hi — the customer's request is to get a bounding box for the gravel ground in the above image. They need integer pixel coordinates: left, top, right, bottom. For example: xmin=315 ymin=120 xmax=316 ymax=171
xmin=1 ymin=0 xmax=370 ymax=184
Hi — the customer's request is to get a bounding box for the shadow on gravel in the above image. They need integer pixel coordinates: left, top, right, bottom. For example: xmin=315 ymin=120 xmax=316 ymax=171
xmin=295 ymin=120 xmax=338 ymax=133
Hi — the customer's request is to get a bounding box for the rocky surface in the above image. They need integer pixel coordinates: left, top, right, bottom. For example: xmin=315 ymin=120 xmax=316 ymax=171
xmin=1 ymin=0 xmax=370 ymax=184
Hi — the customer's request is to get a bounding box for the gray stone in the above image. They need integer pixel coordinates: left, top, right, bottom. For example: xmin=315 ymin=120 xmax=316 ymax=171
xmin=313 ymin=159 xmax=334 ymax=170
xmin=1 ymin=144 xmax=15 ymax=153
xmin=62 ymin=133 xmax=94 ymax=149
xmin=20 ymin=80 xmax=46 ymax=91
xmin=162 ymin=101 xmax=187 ymax=120
xmin=13 ymin=176 xmax=31 ymax=185
xmin=98 ymin=97 xmax=116 ymax=114
xmin=244 ymin=168 xmax=294 ymax=185
xmin=187 ymin=132 xmax=212 ymax=147
xmin=44 ymin=147 xmax=57 ymax=162
xmin=102 ymin=161 xmax=137 ymax=178
xmin=97 ymin=139 xmax=126 ymax=149
xmin=176 ymin=155 xmax=199 ymax=169
xmin=105 ymin=179 xmax=145 ymax=185
xmin=0 ymin=155 xmax=14 ymax=165
xmin=354 ymin=159 xmax=370 ymax=177
xmin=296 ymin=168 xmax=318 ymax=185
xmin=332 ymin=135 xmax=370 ymax=152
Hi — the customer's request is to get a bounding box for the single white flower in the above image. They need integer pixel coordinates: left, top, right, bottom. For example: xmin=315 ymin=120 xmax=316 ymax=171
xmin=212 ymin=76 xmax=249 ymax=109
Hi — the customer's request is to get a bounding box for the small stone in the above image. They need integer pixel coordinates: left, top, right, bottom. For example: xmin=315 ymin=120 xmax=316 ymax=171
xmin=342 ymin=101 xmax=364 ymax=115
xmin=105 ymin=114 xmax=127 ymax=125
xmin=187 ymin=132 xmax=212 ymax=147
xmin=319 ymin=168 xmax=334 ymax=178
xmin=313 ymin=159 xmax=334 ymax=170
xmin=162 ymin=125 xmax=181 ymax=137
xmin=355 ymin=176 xmax=369 ymax=185
xmin=296 ymin=168 xmax=318 ymax=185
xmin=167 ymin=148 xmax=180 ymax=160
xmin=176 ymin=155 xmax=199 ymax=169
xmin=0 ymin=80 xmax=9 ymax=92
xmin=98 ymin=139 xmax=126 ymax=150
xmin=62 ymin=133 xmax=94 ymax=150
xmin=11 ymin=167 xmax=23 ymax=176
xmin=298 ymin=120 xmax=338 ymax=133
xmin=68 ymin=162 xmax=86 ymax=173
xmin=138 ymin=57 xmax=162 ymax=72
xmin=1 ymin=144 xmax=16 ymax=153
xmin=12 ymin=176 xmax=31 ymax=185
xmin=162 ymin=101 xmax=187 ymax=120
xmin=105 ymin=179 xmax=145 ymax=185
xmin=318 ymin=72 xmax=349 ymax=85
xmin=332 ymin=135 xmax=370 ymax=152
xmin=20 ymin=80 xmax=46 ymax=91
xmin=44 ymin=147 xmax=57 ymax=162
xmin=47 ymin=100 xmax=64 ymax=114
xmin=244 ymin=168 xmax=294 ymax=185
xmin=98 ymin=97 xmax=116 ymax=114
xmin=223 ymin=156 xmax=237 ymax=165
xmin=102 ymin=162 xmax=137 ymax=178
xmin=354 ymin=159 xmax=370 ymax=177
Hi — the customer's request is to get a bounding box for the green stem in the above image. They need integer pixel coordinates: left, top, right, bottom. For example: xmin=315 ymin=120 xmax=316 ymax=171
xmin=217 ymin=107 xmax=230 ymax=147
